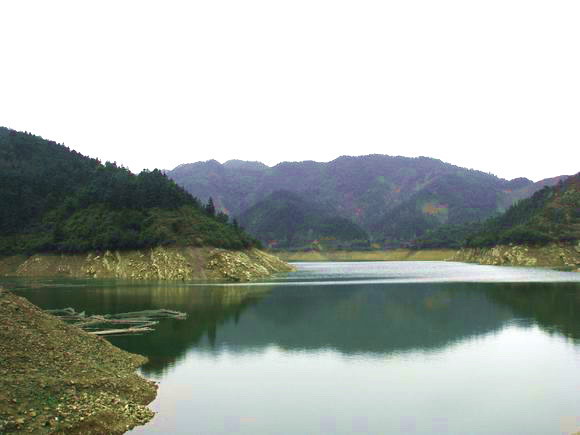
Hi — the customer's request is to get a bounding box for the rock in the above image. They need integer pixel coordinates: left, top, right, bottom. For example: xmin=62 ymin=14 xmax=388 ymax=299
xmin=3 ymin=246 xmax=294 ymax=282
xmin=453 ymin=242 xmax=579 ymax=270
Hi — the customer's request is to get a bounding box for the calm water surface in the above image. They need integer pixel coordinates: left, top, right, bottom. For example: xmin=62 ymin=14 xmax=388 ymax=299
xmin=5 ymin=261 xmax=580 ymax=434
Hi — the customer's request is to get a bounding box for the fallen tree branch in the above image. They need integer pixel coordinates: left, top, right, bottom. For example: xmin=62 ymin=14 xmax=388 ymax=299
xmin=89 ymin=327 xmax=155 ymax=336
xmin=45 ymin=307 xmax=187 ymax=335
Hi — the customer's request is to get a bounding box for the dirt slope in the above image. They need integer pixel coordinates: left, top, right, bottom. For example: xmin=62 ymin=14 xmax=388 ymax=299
xmin=0 ymin=287 xmax=157 ymax=434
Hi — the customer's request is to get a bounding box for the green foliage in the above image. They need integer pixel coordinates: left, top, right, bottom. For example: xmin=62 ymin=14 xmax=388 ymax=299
xmin=412 ymin=222 xmax=484 ymax=249
xmin=465 ymin=174 xmax=580 ymax=247
xmin=0 ymin=128 xmax=257 ymax=254
xmin=205 ymin=197 xmax=216 ymax=216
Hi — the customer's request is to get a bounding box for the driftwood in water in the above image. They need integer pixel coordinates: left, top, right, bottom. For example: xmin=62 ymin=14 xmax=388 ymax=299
xmin=89 ymin=327 xmax=155 ymax=336
xmin=45 ymin=307 xmax=187 ymax=335
xmin=106 ymin=309 xmax=187 ymax=320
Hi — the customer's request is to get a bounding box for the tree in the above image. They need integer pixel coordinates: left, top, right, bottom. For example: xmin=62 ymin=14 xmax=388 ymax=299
xmin=216 ymin=211 xmax=229 ymax=224
xmin=206 ymin=197 xmax=216 ymax=216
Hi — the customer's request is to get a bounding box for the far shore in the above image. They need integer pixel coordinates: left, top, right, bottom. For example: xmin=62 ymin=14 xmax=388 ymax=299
xmin=272 ymin=249 xmax=455 ymax=262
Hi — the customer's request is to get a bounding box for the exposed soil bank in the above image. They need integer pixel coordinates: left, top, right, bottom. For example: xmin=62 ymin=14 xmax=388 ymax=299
xmin=274 ymin=249 xmax=455 ymax=262
xmin=453 ymin=242 xmax=580 ymax=271
xmin=0 ymin=247 xmax=294 ymax=281
xmin=0 ymin=287 xmax=157 ymax=434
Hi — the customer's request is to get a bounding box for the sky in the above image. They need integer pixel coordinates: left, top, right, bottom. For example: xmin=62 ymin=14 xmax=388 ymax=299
xmin=1 ymin=0 xmax=578 ymax=182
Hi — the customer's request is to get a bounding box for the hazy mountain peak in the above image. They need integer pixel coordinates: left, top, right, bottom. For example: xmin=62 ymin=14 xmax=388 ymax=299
xmin=504 ymin=177 xmax=534 ymax=189
xmin=223 ymin=160 xmax=269 ymax=170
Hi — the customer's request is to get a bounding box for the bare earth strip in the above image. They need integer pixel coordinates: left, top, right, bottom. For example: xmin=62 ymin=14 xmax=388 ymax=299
xmin=274 ymin=249 xmax=455 ymax=262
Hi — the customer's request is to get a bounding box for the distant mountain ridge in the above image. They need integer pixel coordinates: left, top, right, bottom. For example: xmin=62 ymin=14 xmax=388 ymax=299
xmin=167 ymin=156 xmax=568 ymax=247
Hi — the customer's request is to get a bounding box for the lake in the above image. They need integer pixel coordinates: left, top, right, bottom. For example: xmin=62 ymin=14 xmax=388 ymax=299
xmin=5 ymin=261 xmax=580 ymax=434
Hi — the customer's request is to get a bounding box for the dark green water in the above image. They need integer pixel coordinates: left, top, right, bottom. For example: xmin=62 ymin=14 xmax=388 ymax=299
xmin=5 ymin=261 xmax=580 ymax=434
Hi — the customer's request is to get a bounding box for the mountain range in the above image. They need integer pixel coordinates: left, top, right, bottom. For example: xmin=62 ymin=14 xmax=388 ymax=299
xmin=167 ymin=156 xmax=569 ymax=248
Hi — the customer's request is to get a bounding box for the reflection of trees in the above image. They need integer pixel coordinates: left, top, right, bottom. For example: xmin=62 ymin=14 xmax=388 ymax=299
xmin=13 ymin=279 xmax=272 ymax=377
xmin=484 ymin=282 xmax=580 ymax=342
xmin=13 ymin=278 xmax=580 ymax=377
xmin=106 ymin=284 xmax=273 ymax=376
xmin=210 ymin=283 xmax=515 ymax=355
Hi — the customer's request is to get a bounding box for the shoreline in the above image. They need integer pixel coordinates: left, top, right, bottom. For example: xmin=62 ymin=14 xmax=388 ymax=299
xmin=453 ymin=242 xmax=579 ymax=272
xmin=273 ymin=249 xmax=455 ymax=262
xmin=0 ymin=246 xmax=294 ymax=282
xmin=0 ymin=287 xmax=157 ymax=434
xmin=271 ymin=245 xmax=579 ymax=272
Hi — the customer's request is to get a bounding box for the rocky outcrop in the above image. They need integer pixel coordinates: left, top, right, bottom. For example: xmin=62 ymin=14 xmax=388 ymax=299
xmin=0 ymin=247 xmax=294 ymax=281
xmin=453 ymin=242 xmax=580 ymax=271
xmin=206 ymin=248 xmax=295 ymax=281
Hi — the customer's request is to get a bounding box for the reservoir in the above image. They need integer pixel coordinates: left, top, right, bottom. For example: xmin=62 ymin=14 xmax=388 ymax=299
xmin=6 ymin=261 xmax=580 ymax=434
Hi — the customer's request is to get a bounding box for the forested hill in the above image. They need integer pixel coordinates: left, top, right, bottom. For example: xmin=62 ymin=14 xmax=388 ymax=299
xmin=167 ymin=156 xmax=567 ymax=245
xmin=238 ymin=190 xmax=369 ymax=249
xmin=465 ymin=173 xmax=580 ymax=247
xmin=0 ymin=128 xmax=257 ymax=255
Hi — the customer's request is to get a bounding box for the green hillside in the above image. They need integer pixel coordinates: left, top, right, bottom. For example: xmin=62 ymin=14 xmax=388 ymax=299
xmin=465 ymin=173 xmax=580 ymax=247
xmin=238 ymin=190 xmax=369 ymax=249
xmin=0 ymin=128 xmax=257 ymax=255
xmin=372 ymin=172 xmax=503 ymax=243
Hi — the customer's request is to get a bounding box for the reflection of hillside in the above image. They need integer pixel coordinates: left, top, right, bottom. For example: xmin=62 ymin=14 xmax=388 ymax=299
xmin=106 ymin=284 xmax=274 ymax=376
xmin=15 ymin=280 xmax=273 ymax=376
xmin=484 ymin=282 xmax=580 ymax=342
xmin=202 ymin=283 xmax=515 ymax=355
xmin=15 ymin=278 xmax=580 ymax=377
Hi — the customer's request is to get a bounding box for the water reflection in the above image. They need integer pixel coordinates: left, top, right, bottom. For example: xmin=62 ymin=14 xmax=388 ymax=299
xmin=5 ymin=265 xmax=580 ymax=434
xmin=7 ymin=274 xmax=580 ymax=375
xmin=4 ymin=279 xmax=273 ymax=375
xmin=484 ymin=282 xmax=580 ymax=342
xmin=109 ymin=284 xmax=272 ymax=375
xmin=207 ymin=283 xmax=515 ymax=355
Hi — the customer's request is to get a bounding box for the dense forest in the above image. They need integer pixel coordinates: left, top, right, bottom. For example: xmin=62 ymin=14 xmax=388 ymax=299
xmin=464 ymin=174 xmax=580 ymax=247
xmin=411 ymin=222 xmax=484 ymax=249
xmin=415 ymin=173 xmax=580 ymax=249
xmin=0 ymin=128 xmax=258 ymax=255
xmin=238 ymin=190 xmax=369 ymax=249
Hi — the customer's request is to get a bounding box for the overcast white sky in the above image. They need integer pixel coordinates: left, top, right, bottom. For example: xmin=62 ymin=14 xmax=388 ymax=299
xmin=1 ymin=1 xmax=578 ymax=181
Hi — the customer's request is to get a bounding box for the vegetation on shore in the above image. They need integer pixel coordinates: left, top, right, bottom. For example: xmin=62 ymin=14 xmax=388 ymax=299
xmin=0 ymin=287 xmax=157 ymax=434
xmin=415 ymin=173 xmax=579 ymax=250
xmin=464 ymin=173 xmax=579 ymax=247
xmin=0 ymin=128 xmax=259 ymax=256
xmin=274 ymin=174 xmax=578 ymax=268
